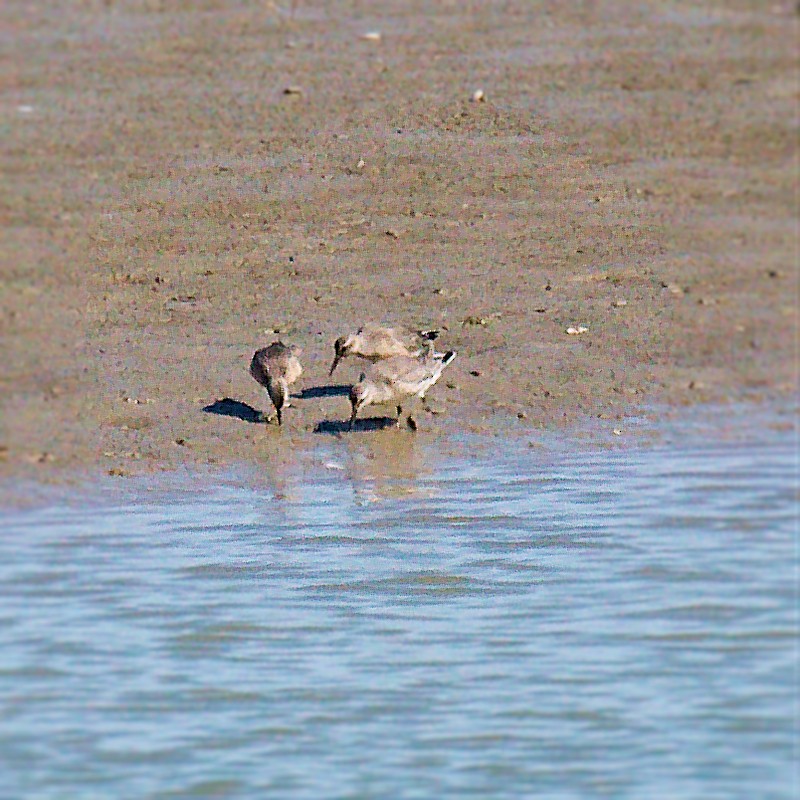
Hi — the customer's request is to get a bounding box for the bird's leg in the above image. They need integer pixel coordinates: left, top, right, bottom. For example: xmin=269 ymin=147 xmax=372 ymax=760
xmin=405 ymin=397 xmax=419 ymax=430
xmin=396 ymin=404 xmax=403 ymax=427
xmin=258 ymin=393 xmax=273 ymax=424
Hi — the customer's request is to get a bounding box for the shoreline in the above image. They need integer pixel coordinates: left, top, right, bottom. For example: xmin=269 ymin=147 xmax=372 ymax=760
xmin=1 ymin=396 xmax=795 ymax=510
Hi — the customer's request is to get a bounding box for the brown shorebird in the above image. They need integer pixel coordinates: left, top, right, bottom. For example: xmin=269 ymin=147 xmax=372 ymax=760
xmin=250 ymin=341 xmax=302 ymax=425
xmin=329 ymin=324 xmax=439 ymax=376
xmin=348 ymin=350 xmax=456 ymax=430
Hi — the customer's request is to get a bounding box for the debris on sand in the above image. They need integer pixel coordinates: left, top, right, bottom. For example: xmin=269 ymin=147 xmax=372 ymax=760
xmin=462 ymin=312 xmax=501 ymax=327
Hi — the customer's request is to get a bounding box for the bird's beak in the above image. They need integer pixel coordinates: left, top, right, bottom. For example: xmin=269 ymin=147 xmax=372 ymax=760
xmin=329 ymin=353 xmax=342 ymax=376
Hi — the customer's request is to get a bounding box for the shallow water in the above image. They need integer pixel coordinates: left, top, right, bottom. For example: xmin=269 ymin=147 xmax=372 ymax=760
xmin=1 ymin=420 xmax=796 ymax=799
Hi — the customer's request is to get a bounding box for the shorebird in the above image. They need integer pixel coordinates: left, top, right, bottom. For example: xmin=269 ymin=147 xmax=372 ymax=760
xmin=250 ymin=341 xmax=302 ymax=426
xmin=329 ymin=324 xmax=439 ymax=376
xmin=348 ymin=350 xmax=456 ymax=430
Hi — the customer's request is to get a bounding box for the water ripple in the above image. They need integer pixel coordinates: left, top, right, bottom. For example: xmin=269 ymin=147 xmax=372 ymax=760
xmin=0 ymin=427 xmax=795 ymax=799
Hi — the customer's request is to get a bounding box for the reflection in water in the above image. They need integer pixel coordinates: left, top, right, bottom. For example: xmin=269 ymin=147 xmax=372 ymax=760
xmin=341 ymin=428 xmax=432 ymax=501
xmin=0 ymin=418 xmax=796 ymax=799
xmin=245 ymin=421 xmax=432 ymax=504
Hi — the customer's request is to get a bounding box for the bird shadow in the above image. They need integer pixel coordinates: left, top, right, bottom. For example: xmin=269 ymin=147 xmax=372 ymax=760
xmin=203 ymin=398 xmax=264 ymax=423
xmin=314 ymin=416 xmax=400 ymax=434
xmin=292 ymin=384 xmax=351 ymax=400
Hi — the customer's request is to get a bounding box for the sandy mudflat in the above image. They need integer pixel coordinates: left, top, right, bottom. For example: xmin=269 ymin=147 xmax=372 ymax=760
xmin=1 ymin=0 xmax=797 ymax=490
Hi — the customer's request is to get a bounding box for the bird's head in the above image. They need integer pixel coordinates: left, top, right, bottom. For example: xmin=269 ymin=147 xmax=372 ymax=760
xmin=329 ymin=335 xmax=352 ymax=376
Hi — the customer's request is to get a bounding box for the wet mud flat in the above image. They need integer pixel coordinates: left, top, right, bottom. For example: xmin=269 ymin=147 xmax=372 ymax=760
xmin=1 ymin=0 xmax=797 ymax=489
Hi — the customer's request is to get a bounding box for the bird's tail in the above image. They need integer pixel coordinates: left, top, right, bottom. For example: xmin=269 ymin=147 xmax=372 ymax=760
xmin=440 ymin=350 xmax=456 ymax=366
xmin=430 ymin=350 xmax=457 ymax=383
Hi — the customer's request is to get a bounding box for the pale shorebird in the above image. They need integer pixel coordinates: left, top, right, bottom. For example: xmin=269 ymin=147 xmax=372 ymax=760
xmin=329 ymin=324 xmax=439 ymax=376
xmin=250 ymin=341 xmax=302 ymax=425
xmin=348 ymin=350 xmax=456 ymax=430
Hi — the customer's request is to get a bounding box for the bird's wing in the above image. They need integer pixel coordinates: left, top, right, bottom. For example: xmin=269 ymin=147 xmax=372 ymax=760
xmin=259 ymin=343 xmax=295 ymax=379
xmin=371 ymin=356 xmax=439 ymax=389
xmin=358 ymin=325 xmax=399 ymax=346
xmin=284 ymin=355 xmax=302 ymax=384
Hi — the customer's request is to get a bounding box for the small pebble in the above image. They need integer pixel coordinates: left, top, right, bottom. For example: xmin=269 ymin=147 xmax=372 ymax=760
xmin=24 ymin=452 xmax=54 ymax=464
xmin=283 ymin=86 xmax=303 ymax=95
xmin=462 ymin=313 xmax=501 ymax=326
xmin=471 ymin=89 xmax=486 ymax=102
xmin=470 ymin=369 xmax=482 ymax=377
xmin=361 ymin=31 xmax=382 ymax=41
xmin=566 ymin=326 xmax=589 ymax=335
